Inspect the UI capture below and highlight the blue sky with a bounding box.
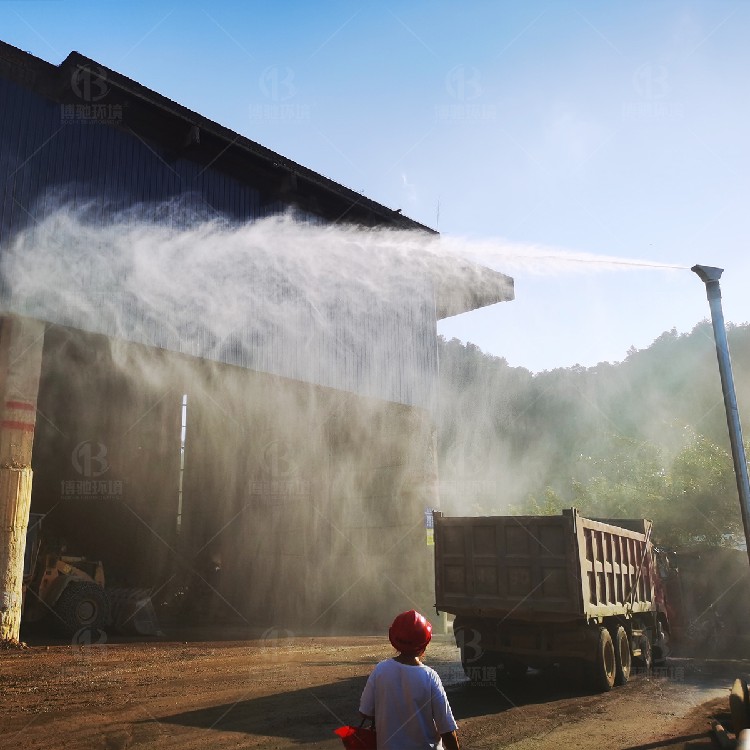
[4,1,749,372]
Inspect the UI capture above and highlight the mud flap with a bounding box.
[108,588,162,636]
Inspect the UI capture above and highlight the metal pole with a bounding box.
[692,265,750,565]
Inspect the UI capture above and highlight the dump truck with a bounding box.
[433,508,670,691]
[22,513,160,637]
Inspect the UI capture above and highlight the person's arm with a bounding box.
[430,670,459,749]
[359,667,377,720]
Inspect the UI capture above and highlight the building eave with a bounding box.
[434,262,514,319]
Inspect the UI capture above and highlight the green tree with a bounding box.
[656,430,743,547]
[437,324,750,549]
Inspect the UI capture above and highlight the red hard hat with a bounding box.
[389,610,432,655]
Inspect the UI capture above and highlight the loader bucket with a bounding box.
[108,588,162,636]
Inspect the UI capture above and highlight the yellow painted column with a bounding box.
[0,315,44,645]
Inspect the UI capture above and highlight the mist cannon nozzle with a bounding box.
[692,265,724,301]
[692,264,724,283]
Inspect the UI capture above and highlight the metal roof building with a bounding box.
[0,40,514,633]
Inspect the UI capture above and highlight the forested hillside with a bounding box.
[437,322,750,547]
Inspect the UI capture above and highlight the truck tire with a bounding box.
[53,581,110,637]
[590,626,616,692]
[613,626,631,685]
[633,635,652,673]
[652,647,666,668]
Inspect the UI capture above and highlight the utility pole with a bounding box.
[692,265,750,566]
[0,315,44,645]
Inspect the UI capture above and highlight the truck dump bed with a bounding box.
[434,509,656,621]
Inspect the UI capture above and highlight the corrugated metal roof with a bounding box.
[0,40,435,233]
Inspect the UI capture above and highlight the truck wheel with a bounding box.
[53,582,110,637]
[590,626,616,692]
[613,626,631,686]
[633,635,652,673]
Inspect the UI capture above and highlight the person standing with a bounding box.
[359,610,460,750]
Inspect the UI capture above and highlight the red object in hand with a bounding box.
[334,724,377,749]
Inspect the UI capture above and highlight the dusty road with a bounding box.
[0,629,741,750]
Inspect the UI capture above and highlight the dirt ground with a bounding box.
[0,628,744,750]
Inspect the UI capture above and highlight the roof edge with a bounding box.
[0,39,435,234]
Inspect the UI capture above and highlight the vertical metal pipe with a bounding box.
[692,265,750,565]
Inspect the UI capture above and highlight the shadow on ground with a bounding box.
[154,675,370,744]
[154,673,558,743]
[152,665,641,743]
[126,654,750,745]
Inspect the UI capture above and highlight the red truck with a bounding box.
[433,508,670,691]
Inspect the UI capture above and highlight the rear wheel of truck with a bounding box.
[613,626,631,685]
[53,581,110,637]
[633,635,652,673]
[589,626,616,692]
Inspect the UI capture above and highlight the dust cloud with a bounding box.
[3,203,680,634]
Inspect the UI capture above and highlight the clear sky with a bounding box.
[4,1,749,372]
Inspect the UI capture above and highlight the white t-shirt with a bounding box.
[359,658,458,750]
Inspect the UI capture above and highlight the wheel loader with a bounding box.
[22,513,160,637]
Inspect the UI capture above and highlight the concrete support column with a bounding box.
[0,315,44,645]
